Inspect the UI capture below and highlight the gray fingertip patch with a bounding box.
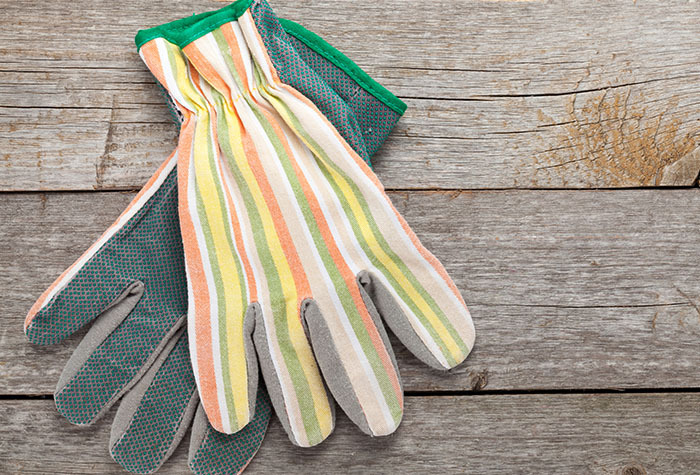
[243,305,259,423]
[109,328,198,474]
[358,270,445,370]
[301,299,371,436]
[189,405,209,463]
[252,303,335,447]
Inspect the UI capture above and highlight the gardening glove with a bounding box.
[24,148,270,474]
[24,13,403,475]
[137,0,474,448]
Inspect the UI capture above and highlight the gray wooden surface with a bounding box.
[1,0,699,474]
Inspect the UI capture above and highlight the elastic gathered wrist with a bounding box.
[135,0,406,117]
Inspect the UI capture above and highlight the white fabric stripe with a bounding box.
[186,266,199,388]
[38,151,178,310]
[239,13,277,86]
[233,21,255,94]
[267,85,473,359]
[275,124,396,434]
[239,14,397,432]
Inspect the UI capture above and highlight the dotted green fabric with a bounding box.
[24,3,405,472]
[111,332,196,474]
[251,1,402,165]
[283,32,401,160]
[35,170,188,424]
[189,387,272,475]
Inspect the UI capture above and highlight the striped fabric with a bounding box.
[139,1,475,447]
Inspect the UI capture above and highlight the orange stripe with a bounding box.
[177,112,223,431]
[140,41,169,94]
[221,23,253,95]
[184,42,232,99]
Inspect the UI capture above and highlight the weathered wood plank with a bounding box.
[3,189,700,394]
[1,0,698,191]
[2,394,699,474]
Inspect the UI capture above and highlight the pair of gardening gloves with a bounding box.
[24,0,475,473]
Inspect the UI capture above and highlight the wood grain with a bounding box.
[2,393,699,474]
[1,0,698,191]
[3,1,699,472]
[4,189,700,395]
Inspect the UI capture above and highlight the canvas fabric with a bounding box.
[24,7,401,473]
[136,0,474,448]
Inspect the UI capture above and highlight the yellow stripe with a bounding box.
[270,90,464,363]
[216,104,253,426]
[172,51,250,425]
[222,104,333,438]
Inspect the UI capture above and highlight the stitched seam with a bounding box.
[279,19,407,115]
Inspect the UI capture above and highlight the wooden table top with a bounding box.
[1,1,699,473]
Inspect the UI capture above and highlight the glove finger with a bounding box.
[54,297,186,425]
[25,158,180,346]
[109,328,198,474]
[191,301,259,436]
[139,40,260,435]
[357,264,475,370]
[253,303,335,447]
[189,385,272,475]
[244,29,475,369]
[303,290,403,438]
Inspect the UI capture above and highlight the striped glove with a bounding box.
[24,9,402,474]
[138,0,475,448]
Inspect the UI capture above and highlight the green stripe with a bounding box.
[265,85,469,365]
[249,64,402,423]
[212,86,325,445]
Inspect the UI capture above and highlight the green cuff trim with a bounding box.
[135,0,253,50]
[135,0,406,117]
[279,19,407,116]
